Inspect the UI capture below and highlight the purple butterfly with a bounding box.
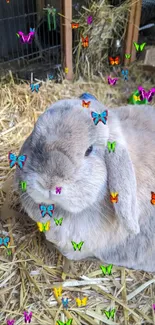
[23,311,32,323]
[18,30,35,44]
[87,16,93,24]
[108,77,118,86]
[56,187,62,194]
[7,320,15,325]
[138,86,155,102]
[152,304,155,310]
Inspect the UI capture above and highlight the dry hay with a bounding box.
[73,0,130,79]
[1,66,155,325]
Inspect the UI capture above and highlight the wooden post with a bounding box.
[61,0,73,80]
[124,0,142,65]
[36,0,45,22]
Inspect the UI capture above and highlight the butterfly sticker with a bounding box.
[71,241,84,251]
[110,192,118,204]
[0,236,10,247]
[82,100,91,108]
[17,30,35,44]
[125,53,131,59]
[37,221,50,232]
[138,86,155,102]
[56,187,62,194]
[87,16,93,24]
[54,287,62,297]
[62,298,69,309]
[133,42,146,52]
[48,74,54,80]
[107,141,116,153]
[20,181,27,192]
[71,22,79,29]
[56,319,73,325]
[121,69,128,81]
[23,311,32,323]
[133,95,141,101]
[30,28,35,32]
[81,35,89,47]
[75,297,88,307]
[39,204,55,217]
[8,152,27,169]
[7,320,15,325]
[54,218,63,226]
[30,83,40,93]
[109,56,120,66]
[100,264,113,275]
[108,77,118,86]
[152,304,155,310]
[151,192,155,205]
[65,67,69,74]
[104,309,116,320]
[91,111,108,126]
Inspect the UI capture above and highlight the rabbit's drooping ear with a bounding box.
[105,143,140,234]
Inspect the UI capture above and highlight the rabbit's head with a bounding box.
[16,98,140,234]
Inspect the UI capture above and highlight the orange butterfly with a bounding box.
[82,100,91,108]
[110,192,118,203]
[81,35,89,48]
[71,22,79,29]
[151,192,155,205]
[109,56,120,66]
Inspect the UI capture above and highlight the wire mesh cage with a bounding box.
[0,0,62,81]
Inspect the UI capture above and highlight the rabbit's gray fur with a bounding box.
[15,99,155,271]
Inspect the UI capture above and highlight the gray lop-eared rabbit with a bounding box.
[15,94,155,272]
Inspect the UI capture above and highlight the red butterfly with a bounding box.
[109,56,120,66]
[81,35,89,48]
[151,192,155,205]
[82,100,91,108]
[71,22,79,29]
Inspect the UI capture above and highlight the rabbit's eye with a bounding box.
[85,145,93,156]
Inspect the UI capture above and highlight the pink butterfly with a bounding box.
[108,77,118,86]
[7,320,15,325]
[56,187,62,194]
[152,304,155,310]
[23,311,32,323]
[18,29,35,44]
[138,86,155,102]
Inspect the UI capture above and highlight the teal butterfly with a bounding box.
[104,309,115,319]
[107,141,116,153]
[0,236,10,247]
[57,319,73,325]
[100,264,113,275]
[133,42,146,52]
[71,241,84,251]
[54,218,63,226]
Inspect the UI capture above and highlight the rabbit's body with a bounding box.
[15,99,155,271]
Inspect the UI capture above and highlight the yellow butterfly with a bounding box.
[75,297,88,307]
[53,287,62,297]
[133,95,140,101]
[37,221,50,232]
[65,67,69,74]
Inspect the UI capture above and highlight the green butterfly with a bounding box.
[104,309,115,320]
[100,264,113,275]
[57,319,73,325]
[54,218,63,226]
[125,53,131,59]
[133,42,146,52]
[107,141,116,153]
[71,241,84,251]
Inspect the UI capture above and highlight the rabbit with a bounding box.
[15,94,155,272]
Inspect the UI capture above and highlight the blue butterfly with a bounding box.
[121,69,128,81]
[0,236,10,247]
[8,152,27,169]
[30,83,40,93]
[62,298,69,309]
[30,28,35,32]
[91,110,108,125]
[39,204,55,218]
[79,93,97,101]
[48,75,54,80]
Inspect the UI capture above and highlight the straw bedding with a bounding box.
[1,64,155,325]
